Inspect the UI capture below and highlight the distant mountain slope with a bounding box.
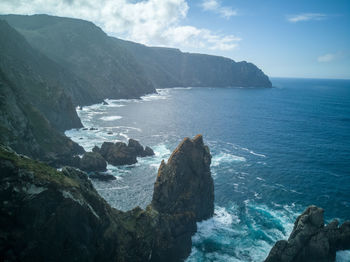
[0,20,83,164]
[1,14,156,103]
[1,15,271,106]
[114,39,272,88]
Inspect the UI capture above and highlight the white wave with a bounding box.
[336,250,350,262]
[138,144,171,170]
[241,147,266,157]
[98,186,129,190]
[141,90,170,101]
[211,152,246,167]
[100,116,122,121]
[170,87,193,90]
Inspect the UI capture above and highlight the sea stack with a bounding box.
[149,134,214,261]
[152,134,214,221]
[0,135,214,262]
[265,205,350,262]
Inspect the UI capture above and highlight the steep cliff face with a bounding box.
[0,135,214,262]
[115,40,272,88]
[1,14,156,104]
[0,20,84,165]
[1,14,272,109]
[265,206,350,262]
[0,20,84,130]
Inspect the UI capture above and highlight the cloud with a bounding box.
[201,0,237,19]
[317,53,336,62]
[0,0,240,51]
[287,13,327,23]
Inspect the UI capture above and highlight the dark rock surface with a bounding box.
[98,141,137,165]
[144,146,155,157]
[1,14,272,102]
[265,205,350,262]
[89,172,116,181]
[152,134,214,221]
[79,152,107,172]
[95,139,154,166]
[0,135,214,262]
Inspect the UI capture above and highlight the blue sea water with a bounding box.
[66,78,350,261]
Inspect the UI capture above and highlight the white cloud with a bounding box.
[317,53,336,62]
[201,0,237,19]
[287,13,327,23]
[0,0,240,51]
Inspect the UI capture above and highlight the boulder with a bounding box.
[143,146,155,157]
[128,138,144,156]
[89,172,116,181]
[265,205,350,262]
[95,140,155,166]
[128,139,155,157]
[99,142,137,165]
[80,152,107,172]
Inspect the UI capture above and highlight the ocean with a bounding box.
[65,78,350,261]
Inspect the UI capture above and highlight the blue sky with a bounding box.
[186,0,350,79]
[1,0,349,78]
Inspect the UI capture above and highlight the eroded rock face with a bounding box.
[265,205,350,262]
[0,135,214,262]
[152,134,214,221]
[79,152,107,172]
[95,139,154,166]
[148,134,214,261]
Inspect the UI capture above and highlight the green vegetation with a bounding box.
[0,146,78,187]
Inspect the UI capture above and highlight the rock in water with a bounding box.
[80,152,107,172]
[143,146,155,157]
[265,205,350,262]
[0,136,214,262]
[89,172,116,181]
[99,142,137,165]
[152,134,214,221]
[96,139,155,166]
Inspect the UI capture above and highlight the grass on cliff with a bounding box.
[0,146,78,187]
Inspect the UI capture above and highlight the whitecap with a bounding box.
[211,152,246,167]
[100,116,122,121]
[336,250,350,261]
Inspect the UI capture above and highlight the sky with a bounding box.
[1,0,349,79]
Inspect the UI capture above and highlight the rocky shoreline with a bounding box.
[0,135,214,262]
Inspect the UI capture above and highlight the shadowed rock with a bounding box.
[79,152,107,172]
[265,205,350,262]
[94,139,154,166]
[152,134,214,221]
[0,135,214,262]
[89,172,116,181]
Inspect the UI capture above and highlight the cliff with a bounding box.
[265,206,350,262]
[0,135,214,262]
[0,20,84,165]
[1,14,271,107]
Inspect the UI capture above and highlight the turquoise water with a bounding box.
[66,78,350,261]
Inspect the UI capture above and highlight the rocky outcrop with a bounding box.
[152,134,214,221]
[0,135,214,262]
[265,205,350,262]
[94,139,154,166]
[89,172,116,181]
[79,152,107,172]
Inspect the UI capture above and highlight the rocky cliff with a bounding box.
[265,205,350,262]
[0,135,214,262]
[0,20,84,165]
[1,14,271,107]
